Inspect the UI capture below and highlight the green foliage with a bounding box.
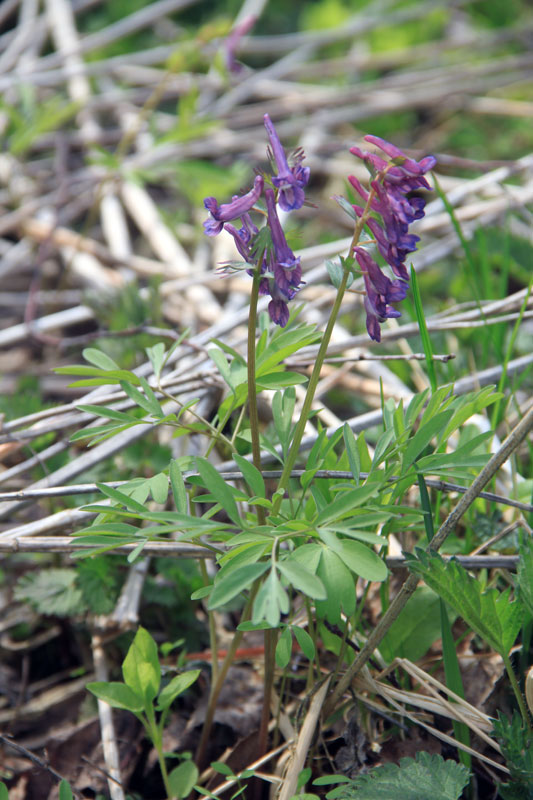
[324,752,469,800]
[380,585,447,662]
[15,568,84,616]
[405,550,523,656]
[493,713,533,799]
[517,536,533,620]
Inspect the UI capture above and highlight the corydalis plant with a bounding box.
[348,135,436,341]
[203,113,308,327]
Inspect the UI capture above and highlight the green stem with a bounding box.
[200,560,218,686]
[248,267,264,507]
[147,711,173,799]
[503,652,532,731]
[271,189,376,516]
[195,585,258,770]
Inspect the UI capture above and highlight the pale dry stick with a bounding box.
[91,634,126,800]
[325,403,533,715]
[37,0,198,71]
[0,305,95,349]
[109,557,151,629]
[277,677,330,800]
[201,743,289,798]
[45,0,100,141]
[0,0,38,74]
[2,471,532,515]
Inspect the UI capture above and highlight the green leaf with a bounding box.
[55,365,142,385]
[402,410,455,470]
[156,670,200,710]
[411,266,437,393]
[170,459,188,513]
[15,568,84,616]
[76,404,137,423]
[196,457,241,526]
[326,258,344,289]
[380,586,447,662]
[275,627,292,668]
[326,752,469,800]
[316,549,356,623]
[146,341,167,378]
[83,348,120,370]
[95,483,148,513]
[86,681,144,712]
[59,779,74,800]
[277,559,327,599]
[168,760,199,799]
[0,784,8,800]
[343,423,360,484]
[315,482,382,526]
[122,627,161,704]
[517,537,533,619]
[120,379,162,417]
[149,472,169,504]
[209,348,234,390]
[318,531,387,582]
[208,562,269,609]
[233,453,266,498]
[256,371,308,389]
[406,551,523,655]
[252,568,289,627]
[293,626,315,660]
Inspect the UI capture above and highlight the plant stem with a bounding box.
[271,189,376,516]
[324,403,533,716]
[195,586,258,770]
[248,266,266,526]
[200,560,218,686]
[503,653,532,731]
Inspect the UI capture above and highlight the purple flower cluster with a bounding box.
[203,114,309,327]
[348,135,436,341]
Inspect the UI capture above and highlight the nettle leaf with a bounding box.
[122,627,161,705]
[517,537,533,619]
[87,681,144,713]
[208,562,269,609]
[326,752,469,800]
[156,669,200,710]
[15,568,85,616]
[406,550,523,656]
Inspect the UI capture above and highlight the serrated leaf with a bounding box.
[517,537,533,619]
[86,681,144,712]
[406,550,523,655]
[15,569,84,616]
[326,752,469,800]
[275,627,292,668]
[156,669,200,709]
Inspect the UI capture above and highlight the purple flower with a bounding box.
[224,15,256,74]
[354,246,407,341]
[203,175,264,236]
[265,188,301,285]
[264,114,310,212]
